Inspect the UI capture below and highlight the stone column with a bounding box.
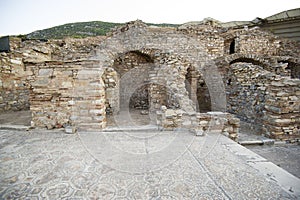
[190,74,198,105]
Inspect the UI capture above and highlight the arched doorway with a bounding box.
[106,50,154,126]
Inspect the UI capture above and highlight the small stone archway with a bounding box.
[113,51,154,112]
[110,50,155,126]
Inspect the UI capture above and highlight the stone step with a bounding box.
[102,125,159,132]
[238,139,275,146]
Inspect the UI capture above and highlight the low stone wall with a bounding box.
[157,106,240,141]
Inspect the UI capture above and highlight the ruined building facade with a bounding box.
[0,20,299,140]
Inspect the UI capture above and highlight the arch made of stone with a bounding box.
[72,22,227,130]
[226,54,272,68]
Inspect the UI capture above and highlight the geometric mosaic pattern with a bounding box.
[0,129,295,199]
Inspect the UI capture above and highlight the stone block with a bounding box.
[31,78,50,87]
[199,120,208,126]
[274,118,292,125]
[270,81,284,87]
[229,118,240,125]
[65,126,77,134]
[38,69,53,76]
[165,109,176,116]
[62,81,73,88]
[10,59,22,65]
[288,96,298,101]
[265,105,281,114]
[190,128,205,136]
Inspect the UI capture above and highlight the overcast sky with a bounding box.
[0,0,299,36]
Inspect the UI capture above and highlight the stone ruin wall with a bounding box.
[0,36,105,129]
[102,49,196,114]
[1,21,299,140]
[225,63,300,140]
[264,75,300,140]
[0,55,29,112]
[232,29,280,56]
[0,38,30,112]
[157,108,240,140]
[112,51,152,112]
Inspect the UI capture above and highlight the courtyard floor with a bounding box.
[0,111,299,199]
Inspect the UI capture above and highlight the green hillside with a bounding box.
[25,21,179,39]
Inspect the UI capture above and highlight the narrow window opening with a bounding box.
[229,40,235,54]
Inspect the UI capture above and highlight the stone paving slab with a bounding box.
[247,144,300,179]
[0,129,299,199]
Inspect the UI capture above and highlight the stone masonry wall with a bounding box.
[179,23,283,59]
[237,31,280,56]
[0,54,30,112]
[226,63,267,124]
[0,38,31,112]
[148,52,195,113]
[178,24,225,59]
[157,106,240,141]
[226,63,300,140]
[102,67,119,115]
[0,36,105,129]
[71,64,106,131]
[264,77,300,140]
[28,64,79,129]
[221,28,281,56]
[104,46,197,115]
[278,38,300,57]
[0,21,299,139]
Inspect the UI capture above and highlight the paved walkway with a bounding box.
[1,128,300,199]
[247,144,300,179]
